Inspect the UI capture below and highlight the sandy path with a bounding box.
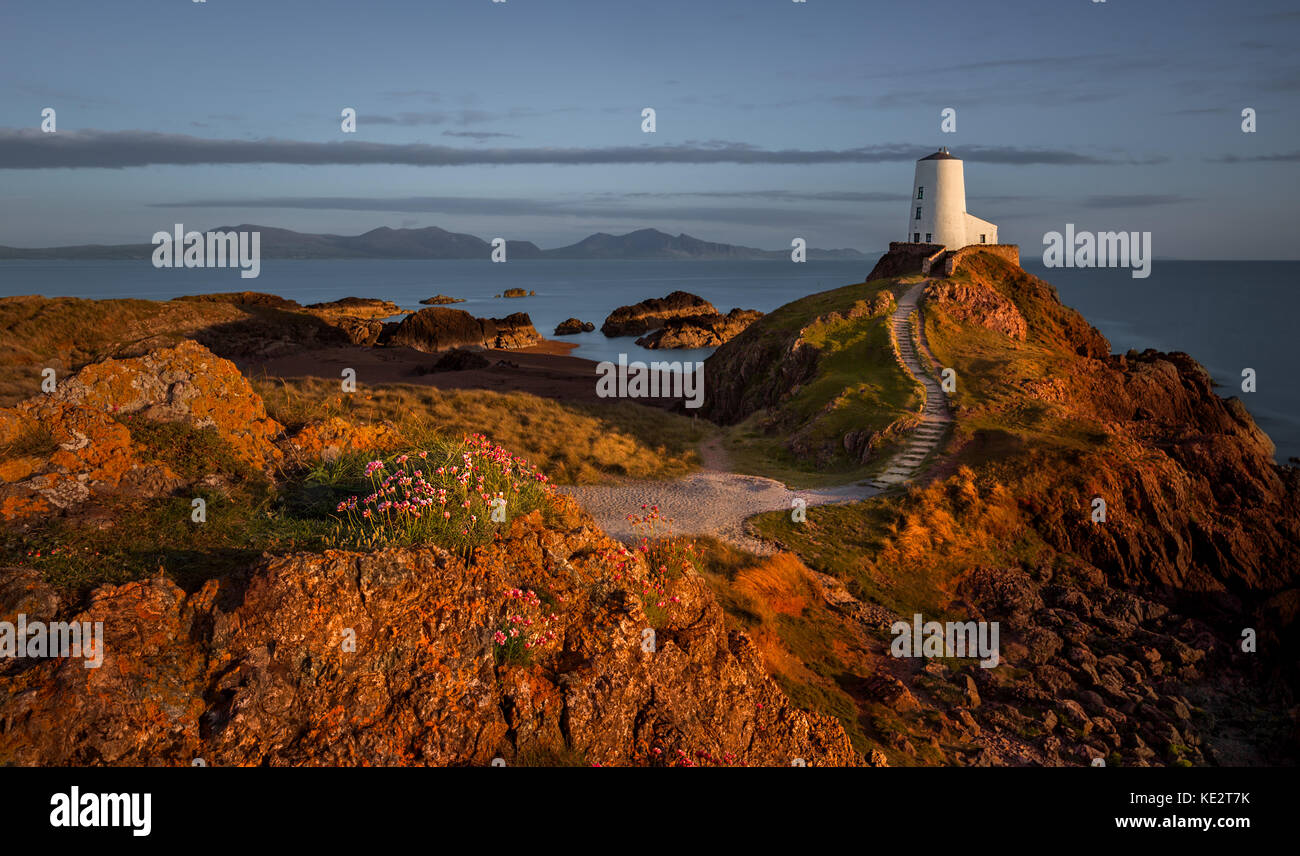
[561,282,951,553]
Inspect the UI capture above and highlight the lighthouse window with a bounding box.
[913,233,920,242]
[925,233,932,243]
[980,234,987,244]
[915,207,922,220]
[917,187,924,199]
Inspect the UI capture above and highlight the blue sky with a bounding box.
[1,0,1297,256]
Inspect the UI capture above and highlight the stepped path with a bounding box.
[560,281,950,553]
[867,281,952,488]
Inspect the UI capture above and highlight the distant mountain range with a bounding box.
[0,226,866,261]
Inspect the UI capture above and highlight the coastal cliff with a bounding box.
[735,248,1300,765]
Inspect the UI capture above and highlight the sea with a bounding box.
[1,257,1294,461]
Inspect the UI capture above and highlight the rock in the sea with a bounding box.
[502,288,535,298]
[554,317,595,335]
[388,307,540,352]
[173,291,303,310]
[601,291,719,337]
[481,312,541,349]
[306,297,401,319]
[635,308,763,349]
[419,294,465,305]
[388,307,487,351]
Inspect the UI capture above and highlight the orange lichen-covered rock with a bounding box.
[0,340,280,520]
[0,495,860,767]
[280,417,406,464]
[43,339,282,469]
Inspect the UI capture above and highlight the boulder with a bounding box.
[388,307,489,352]
[601,291,719,337]
[388,308,540,352]
[554,318,595,335]
[483,312,541,349]
[0,340,281,520]
[635,308,764,349]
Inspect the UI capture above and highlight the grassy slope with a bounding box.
[720,277,923,486]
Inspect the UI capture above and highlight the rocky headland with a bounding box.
[0,249,1296,767]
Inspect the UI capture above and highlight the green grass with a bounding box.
[120,415,257,483]
[329,436,552,552]
[3,487,335,597]
[713,278,922,481]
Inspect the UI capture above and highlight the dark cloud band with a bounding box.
[0,129,1150,169]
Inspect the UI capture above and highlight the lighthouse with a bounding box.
[906,147,997,248]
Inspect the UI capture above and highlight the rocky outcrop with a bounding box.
[601,291,719,337]
[388,308,540,352]
[480,313,541,349]
[420,294,465,305]
[173,292,303,310]
[923,279,1027,341]
[635,308,764,349]
[0,341,282,520]
[554,318,595,335]
[703,290,895,426]
[0,496,859,766]
[502,288,534,298]
[388,308,484,351]
[305,297,401,319]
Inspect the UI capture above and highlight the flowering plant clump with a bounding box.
[333,434,551,550]
[625,504,693,627]
[493,586,564,666]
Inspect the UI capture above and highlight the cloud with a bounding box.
[1208,150,1300,163]
[0,129,1152,169]
[364,112,452,126]
[618,189,906,203]
[1080,194,1196,208]
[442,130,521,141]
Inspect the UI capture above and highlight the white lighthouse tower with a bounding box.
[905,147,997,248]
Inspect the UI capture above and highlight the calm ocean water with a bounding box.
[1,257,1294,460]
